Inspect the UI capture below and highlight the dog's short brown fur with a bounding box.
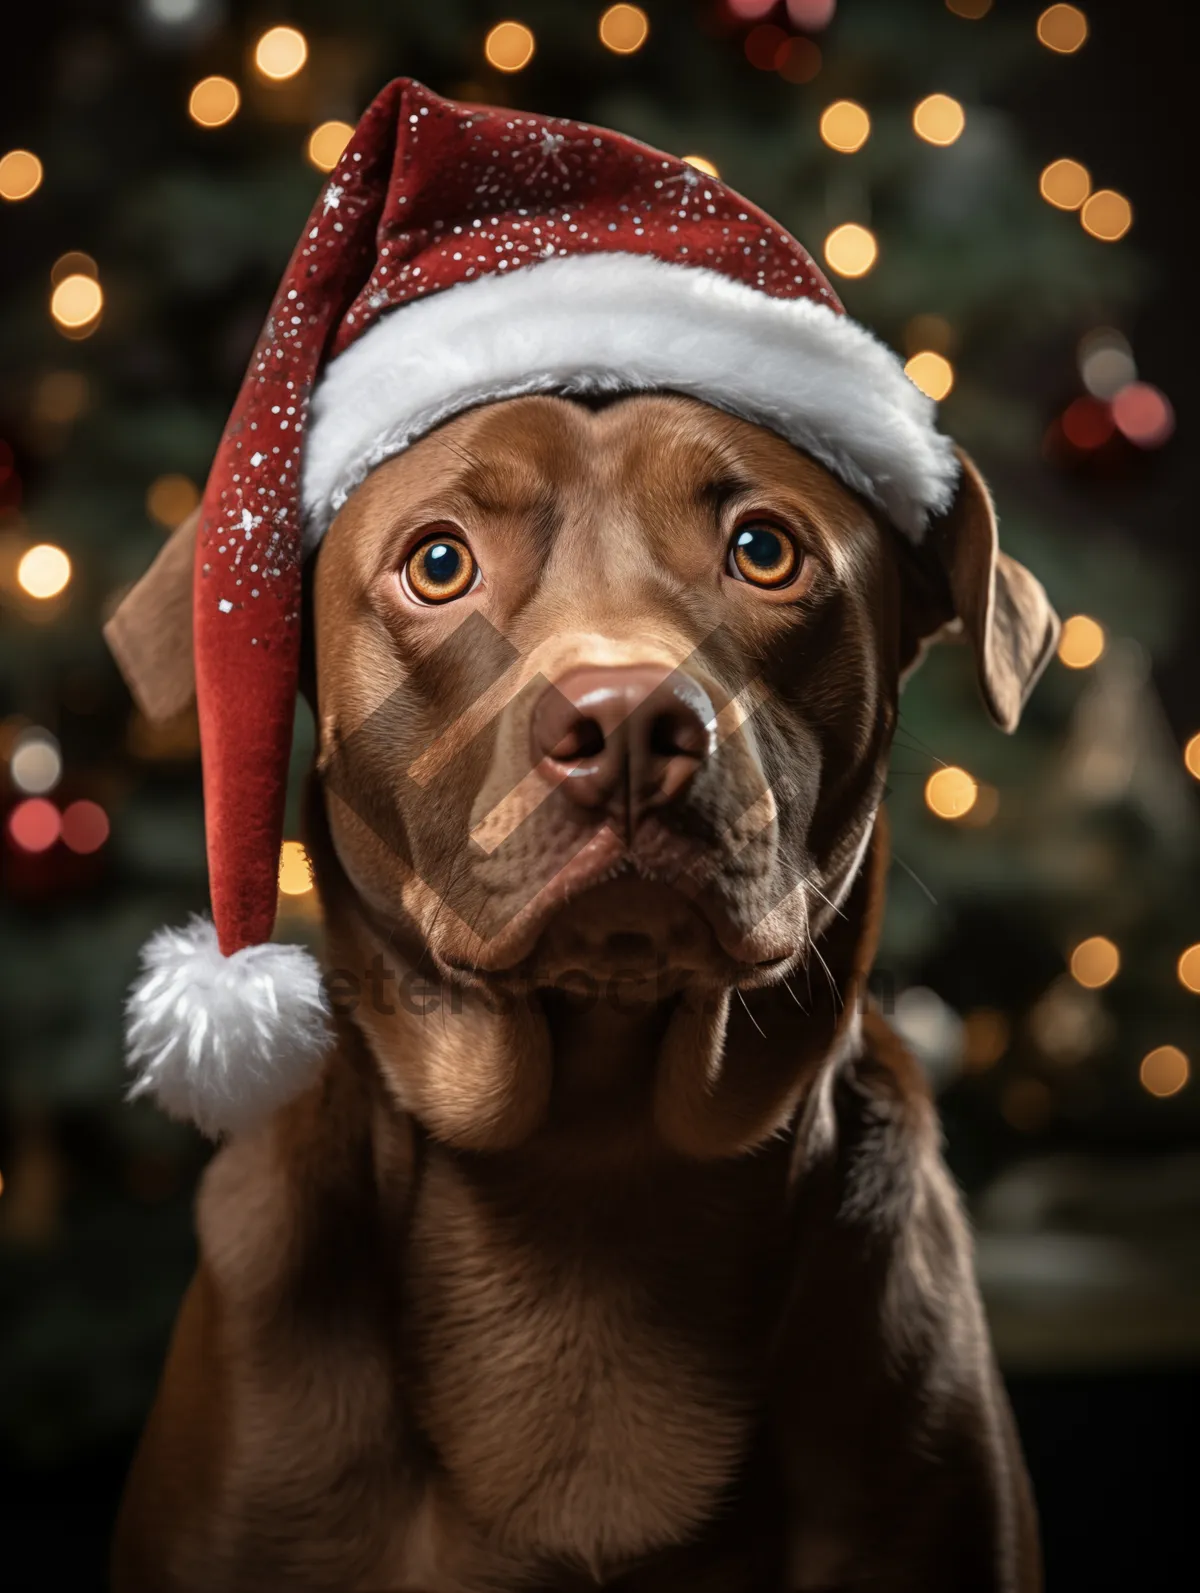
[111,395,1054,1591]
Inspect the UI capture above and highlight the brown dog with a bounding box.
[110,393,1054,1592]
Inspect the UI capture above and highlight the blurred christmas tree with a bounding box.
[2,0,1197,1486]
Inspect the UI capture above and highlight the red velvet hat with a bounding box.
[124,77,957,1137]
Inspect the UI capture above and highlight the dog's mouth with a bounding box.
[435,825,796,988]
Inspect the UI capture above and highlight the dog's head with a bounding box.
[310,393,1056,1009]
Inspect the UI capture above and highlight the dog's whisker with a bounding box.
[891,851,938,906]
[736,988,766,1039]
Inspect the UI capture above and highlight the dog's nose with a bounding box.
[531,665,715,821]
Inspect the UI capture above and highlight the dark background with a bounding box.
[2,3,1197,1588]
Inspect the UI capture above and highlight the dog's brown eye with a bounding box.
[403,533,477,604]
[728,521,800,588]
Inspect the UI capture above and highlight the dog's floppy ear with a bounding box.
[103,508,197,722]
[897,447,1059,732]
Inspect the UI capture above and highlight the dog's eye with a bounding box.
[727,521,801,589]
[403,533,478,604]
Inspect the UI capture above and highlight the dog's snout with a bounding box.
[532,665,714,821]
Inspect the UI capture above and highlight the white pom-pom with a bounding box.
[125,916,333,1138]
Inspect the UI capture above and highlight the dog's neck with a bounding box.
[313,810,886,1167]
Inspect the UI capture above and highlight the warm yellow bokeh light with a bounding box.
[819,100,871,154]
[823,223,878,279]
[0,149,43,202]
[1186,733,1200,782]
[189,76,240,128]
[1039,157,1091,210]
[50,251,97,288]
[255,25,308,81]
[904,313,954,355]
[947,0,992,16]
[1057,614,1105,669]
[278,840,314,896]
[307,120,354,173]
[146,474,200,530]
[925,765,978,820]
[1177,945,1200,995]
[682,154,719,177]
[1069,935,1120,990]
[1081,189,1132,242]
[1037,3,1088,53]
[485,20,536,72]
[1001,1078,1053,1132]
[913,93,966,147]
[905,351,955,401]
[962,1008,1009,1070]
[17,544,72,601]
[50,273,103,331]
[599,4,649,54]
[1139,1045,1189,1099]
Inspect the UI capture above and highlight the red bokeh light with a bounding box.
[745,22,790,69]
[786,0,837,29]
[8,798,61,853]
[61,799,110,855]
[778,36,822,80]
[1111,382,1175,448]
[1061,395,1115,451]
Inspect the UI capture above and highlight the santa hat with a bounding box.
[123,76,958,1137]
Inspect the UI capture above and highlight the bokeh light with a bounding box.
[904,351,954,401]
[1139,1046,1189,1099]
[599,4,649,54]
[485,21,536,72]
[913,94,965,147]
[1069,935,1120,989]
[1112,382,1174,448]
[1057,614,1106,669]
[1039,157,1090,210]
[278,840,314,895]
[745,23,788,70]
[1078,328,1135,397]
[255,25,308,81]
[1001,1078,1052,1132]
[904,312,954,354]
[947,0,992,16]
[146,474,200,529]
[778,37,822,82]
[8,798,60,853]
[307,121,354,173]
[9,728,62,796]
[1037,4,1088,53]
[188,76,240,128]
[729,0,775,17]
[33,372,90,428]
[50,252,98,288]
[823,223,877,278]
[1060,396,1114,450]
[61,799,110,854]
[50,274,103,333]
[962,1008,1009,1070]
[0,149,43,202]
[925,765,978,819]
[1081,189,1132,241]
[1186,733,1200,782]
[819,100,871,154]
[786,0,836,28]
[17,544,72,600]
[1177,945,1200,995]
[682,155,719,177]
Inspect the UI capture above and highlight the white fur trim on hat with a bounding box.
[125,917,332,1138]
[301,250,959,547]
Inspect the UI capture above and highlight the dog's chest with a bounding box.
[393,1149,778,1579]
